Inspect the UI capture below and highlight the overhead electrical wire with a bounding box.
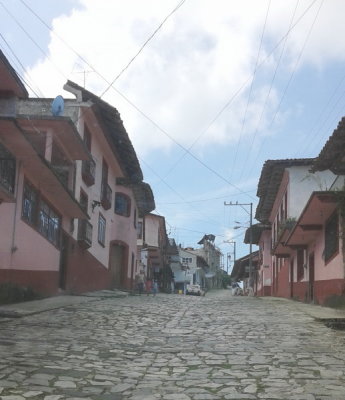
[0,33,43,98]
[0,0,232,239]
[238,0,300,181]
[229,0,271,182]
[139,156,224,228]
[2,0,328,249]
[99,0,187,97]
[0,1,68,81]
[13,0,319,203]
[15,0,255,200]
[245,0,324,179]
[152,0,320,188]
[293,74,345,158]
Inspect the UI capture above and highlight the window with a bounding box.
[38,200,60,246]
[22,182,38,225]
[325,212,339,262]
[115,193,131,217]
[297,249,304,281]
[137,221,143,239]
[98,213,106,246]
[182,257,192,264]
[22,180,61,247]
[134,208,137,228]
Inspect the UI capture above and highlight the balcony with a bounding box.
[0,157,15,202]
[78,219,93,249]
[101,182,112,210]
[82,159,96,186]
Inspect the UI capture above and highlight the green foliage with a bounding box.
[0,282,42,305]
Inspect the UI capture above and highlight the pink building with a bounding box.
[0,51,155,296]
[255,159,337,303]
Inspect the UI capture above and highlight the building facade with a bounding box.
[0,52,155,295]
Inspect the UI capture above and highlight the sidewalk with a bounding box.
[260,295,345,320]
[0,289,129,320]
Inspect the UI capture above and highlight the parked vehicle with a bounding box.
[186,284,205,296]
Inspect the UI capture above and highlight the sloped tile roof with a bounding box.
[64,80,143,182]
[312,117,345,174]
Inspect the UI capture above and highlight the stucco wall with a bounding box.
[288,167,336,218]
[311,231,343,281]
[1,171,60,273]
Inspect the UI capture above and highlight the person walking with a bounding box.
[137,269,146,295]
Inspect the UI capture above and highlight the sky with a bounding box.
[2,0,345,273]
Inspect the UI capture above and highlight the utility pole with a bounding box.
[224,201,253,282]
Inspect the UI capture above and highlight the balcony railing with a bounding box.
[101,182,112,210]
[81,159,96,186]
[78,219,93,249]
[0,158,15,197]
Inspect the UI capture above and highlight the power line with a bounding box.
[17,0,253,199]
[0,33,44,97]
[0,1,68,81]
[230,0,271,181]
[99,0,186,97]
[139,156,224,227]
[156,189,256,205]
[246,0,323,178]
[154,0,319,187]
[239,0,300,181]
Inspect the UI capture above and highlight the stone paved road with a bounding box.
[1,290,345,400]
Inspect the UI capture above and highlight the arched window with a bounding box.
[115,193,131,217]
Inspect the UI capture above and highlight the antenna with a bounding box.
[51,95,64,116]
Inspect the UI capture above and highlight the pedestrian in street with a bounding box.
[152,280,158,296]
[137,269,146,295]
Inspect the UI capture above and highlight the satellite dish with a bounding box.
[51,95,64,116]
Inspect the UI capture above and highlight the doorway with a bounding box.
[109,242,127,288]
[59,232,69,290]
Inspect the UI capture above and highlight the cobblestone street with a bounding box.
[1,290,345,400]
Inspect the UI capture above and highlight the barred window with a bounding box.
[38,200,60,247]
[98,213,106,246]
[22,182,38,225]
[22,180,61,247]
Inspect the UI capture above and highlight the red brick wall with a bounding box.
[64,240,112,294]
[314,279,345,305]
[0,269,59,295]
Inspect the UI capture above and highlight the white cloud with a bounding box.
[25,0,345,157]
